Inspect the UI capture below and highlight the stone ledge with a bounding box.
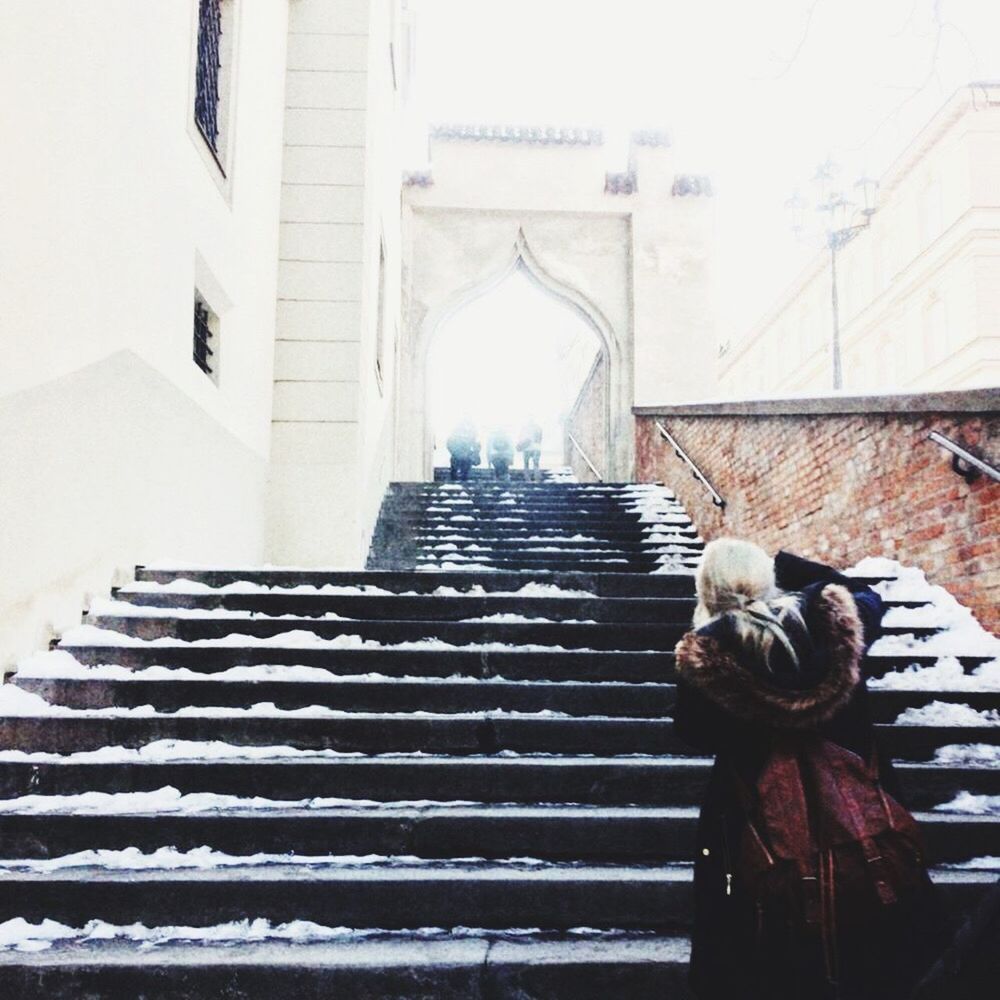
[634,386,1000,418]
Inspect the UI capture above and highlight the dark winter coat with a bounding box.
[673,551,945,1000]
[447,428,480,464]
[488,432,514,464]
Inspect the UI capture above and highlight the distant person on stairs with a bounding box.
[487,428,515,480]
[517,418,543,482]
[446,419,480,481]
[672,539,944,1000]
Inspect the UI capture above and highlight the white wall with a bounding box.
[268,0,404,567]
[0,1,289,665]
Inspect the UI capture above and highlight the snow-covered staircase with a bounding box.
[0,481,996,996]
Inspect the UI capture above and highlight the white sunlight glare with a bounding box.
[428,267,600,470]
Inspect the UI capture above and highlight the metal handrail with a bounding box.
[567,433,604,482]
[928,430,1000,484]
[654,420,726,508]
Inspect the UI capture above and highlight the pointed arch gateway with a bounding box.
[396,215,635,482]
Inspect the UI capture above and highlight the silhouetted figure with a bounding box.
[517,419,543,482]
[446,420,480,481]
[487,428,514,480]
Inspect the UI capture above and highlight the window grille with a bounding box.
[194,299,216,377]
[195,0,223,154]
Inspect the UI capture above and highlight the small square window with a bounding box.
[194,294,219,381]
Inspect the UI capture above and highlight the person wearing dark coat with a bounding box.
[487,428,515,480]
[673,539,945,1000]
[446,420,480,481]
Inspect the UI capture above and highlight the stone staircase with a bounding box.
[0,480,997,996]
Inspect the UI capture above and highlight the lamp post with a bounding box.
[788,163,879,391]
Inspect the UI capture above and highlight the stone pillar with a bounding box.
[630,138,718,407]
[268,0,371,565]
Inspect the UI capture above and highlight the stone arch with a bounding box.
[396,219,634,482]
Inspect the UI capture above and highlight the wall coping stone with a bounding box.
[634,387,1000,418]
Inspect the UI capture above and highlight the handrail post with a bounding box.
[566,433,604,482]
[927,430,1000,484]
[653,420,726,508]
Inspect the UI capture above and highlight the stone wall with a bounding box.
[565,354,608,482]
[635,389,1000,631]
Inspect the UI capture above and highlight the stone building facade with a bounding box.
[0,0,718,665]
[719,84,1000,398]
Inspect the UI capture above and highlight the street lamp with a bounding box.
[789,161,879,391]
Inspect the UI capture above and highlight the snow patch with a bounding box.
[931,744,1000,767]
[934,792,1000,815]
[893,701,1000,727]
[870,658,1000,692]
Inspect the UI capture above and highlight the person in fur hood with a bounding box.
[673,539,944,1000]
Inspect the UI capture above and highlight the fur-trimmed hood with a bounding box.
[674,583,865,730]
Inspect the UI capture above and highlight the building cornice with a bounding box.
[634,386,1000,418]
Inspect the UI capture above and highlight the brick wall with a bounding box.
[635,389,1000,632]
[565,354,608,482]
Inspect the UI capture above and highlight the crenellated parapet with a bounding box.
[671,174,714,197]
[429,124,604,146]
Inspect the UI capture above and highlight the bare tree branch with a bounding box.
[845,0,946,153]
[755,0,825,81]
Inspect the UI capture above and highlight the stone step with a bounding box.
[0,805,993,863]
[412,525,700,540]
[409,516,688,531]
[16,677,1000,723]
[400,493,677,505]
[113,591,698,624]
[80,612,942,646]
[113,589,924,621]
[58,645,673,680]
[0,864,989,932]
[0,862,697,931]
[411,487,680,497]
[56,642,991,682]
[81,615,690,651]
[0,934,693,1000]
[413,538,704,553]
[412,561,696,575]
[408,505,680,518]
[17,678,677,717]
[133,569,699,598]
[0,756,995,811]
[1,714,996,760]
[406,524,684,537]
[412,560,694,574]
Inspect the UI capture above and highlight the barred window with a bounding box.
[194,295,218,380]
[193,0,236,174]
[194,0,223,154]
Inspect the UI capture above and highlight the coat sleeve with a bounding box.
[774,550,852,590]
[775,550,885,648]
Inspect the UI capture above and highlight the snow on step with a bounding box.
[2,478,998,986]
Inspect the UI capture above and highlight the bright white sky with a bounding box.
[406,0,999,343]
[428,267,600,468]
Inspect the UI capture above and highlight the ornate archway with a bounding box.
[399,228,622,480]
[394,127,717,483]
